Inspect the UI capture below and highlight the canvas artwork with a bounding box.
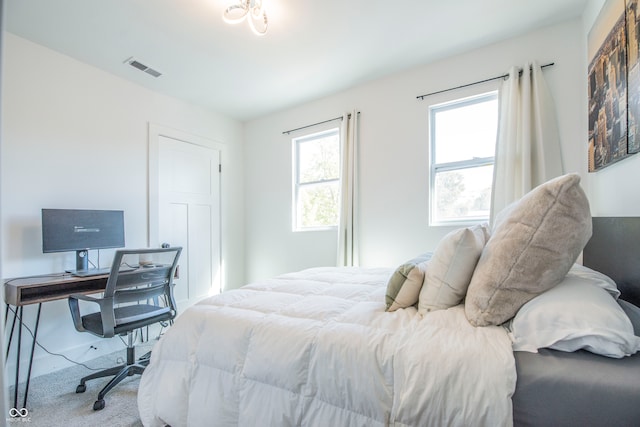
[587,0,629,172]
[627,0,640,153]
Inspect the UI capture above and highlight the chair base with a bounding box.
[76,347,151,411]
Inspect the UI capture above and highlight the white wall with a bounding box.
[244,19,588,283]
[585,139,640,216]
[1,32,245,377]
[0,0,7,417]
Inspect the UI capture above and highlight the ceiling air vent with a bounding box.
[124,57,162,78]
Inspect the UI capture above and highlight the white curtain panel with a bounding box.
[337,110,359,267]
[490,61,564,225]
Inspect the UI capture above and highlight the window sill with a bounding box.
[293,226,338,233]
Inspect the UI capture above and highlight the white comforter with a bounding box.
[138,267,516,426]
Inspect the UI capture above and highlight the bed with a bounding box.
[511,216,640,427]
[137,175,640,426]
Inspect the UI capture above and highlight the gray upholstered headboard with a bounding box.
[583,217,640,307]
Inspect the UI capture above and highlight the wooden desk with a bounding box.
[5,273,109,306]
[4,273,109,411]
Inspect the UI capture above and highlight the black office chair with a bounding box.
[68,247,182,410]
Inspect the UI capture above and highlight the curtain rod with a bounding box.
[416,62,555,100]
[282,112,360,135]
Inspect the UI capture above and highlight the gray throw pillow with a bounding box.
[385,254,431,312]
[465,173,592,327]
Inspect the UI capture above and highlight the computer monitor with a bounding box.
[42,208,125,275]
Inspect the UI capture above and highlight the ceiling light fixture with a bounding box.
[223,0,268,36]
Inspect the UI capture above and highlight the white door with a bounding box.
[149,125,222,309]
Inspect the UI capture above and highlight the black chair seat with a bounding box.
[81,305,173,336]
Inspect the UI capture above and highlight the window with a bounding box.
[430,92,498,225]
[293,128,340,231]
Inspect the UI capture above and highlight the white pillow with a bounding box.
[509,274,640,358]
[566,263,620,298]
[418,224,489,315]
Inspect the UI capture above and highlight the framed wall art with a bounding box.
[588,0,629,172]
[627,0,640,153]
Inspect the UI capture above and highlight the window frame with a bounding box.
[292,127,341,232]
[429,91,498,226]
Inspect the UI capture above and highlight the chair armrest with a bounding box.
[68,293,117,337]
[68,295,88,332]
[68,293,107,333]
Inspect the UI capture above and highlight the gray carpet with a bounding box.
[8,344,154,427]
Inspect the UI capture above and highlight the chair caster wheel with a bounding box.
[93,399,105,411]
[76,384,86,393]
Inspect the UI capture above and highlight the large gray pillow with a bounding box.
[465,173,592,327]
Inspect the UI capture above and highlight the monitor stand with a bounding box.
[65,249,96,276]
[67,250,136,277]
[76,249,89,272]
